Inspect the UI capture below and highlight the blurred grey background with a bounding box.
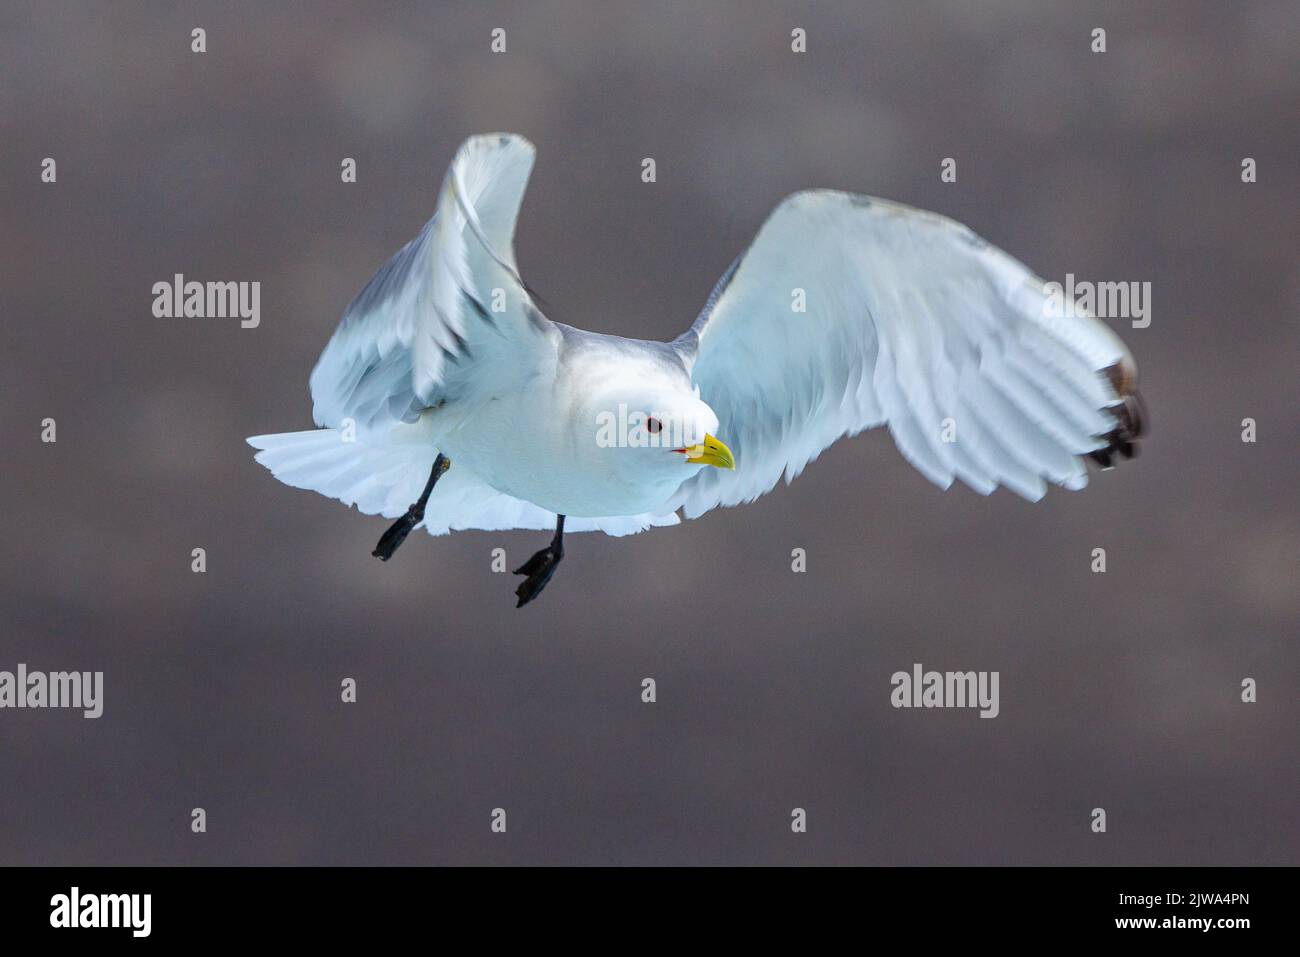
[1,0,1296,865]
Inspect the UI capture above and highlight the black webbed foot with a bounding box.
[371,453,449,562]
[512,514,566,608]
[512,545,563,607]
[372,508,422,561]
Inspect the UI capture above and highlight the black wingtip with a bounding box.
[1087,363,1147,471]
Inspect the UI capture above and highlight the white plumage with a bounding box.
[249,133,1143,561]
[670,190,1141,516]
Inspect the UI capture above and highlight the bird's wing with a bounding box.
[670,190,1145,518]
[309,133,555,433]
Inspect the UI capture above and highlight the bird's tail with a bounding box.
[246,420,439,520]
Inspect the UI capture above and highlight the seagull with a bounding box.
[248,133,1144,607]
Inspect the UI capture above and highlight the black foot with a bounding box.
[512,546,563,608]
[371,453,450,562]
[372,508,421,561]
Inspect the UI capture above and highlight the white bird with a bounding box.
[248,133,1144,606]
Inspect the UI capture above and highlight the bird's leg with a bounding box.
[513,514,565,608]
[372,454,451,561]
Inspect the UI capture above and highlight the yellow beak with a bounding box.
[681,433,736,470]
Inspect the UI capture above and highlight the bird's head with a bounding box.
[582,368,735,486]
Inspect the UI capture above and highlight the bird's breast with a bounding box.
[438,393,674,518]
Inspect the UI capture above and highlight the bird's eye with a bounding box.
[646,417,663,434]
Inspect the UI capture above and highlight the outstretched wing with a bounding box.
[309,133,555,433]
[671,190,1145,518]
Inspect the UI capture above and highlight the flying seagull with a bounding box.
[249,133,1144,607]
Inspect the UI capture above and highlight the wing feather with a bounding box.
[671,190,1144,517]
[309,134,553,434]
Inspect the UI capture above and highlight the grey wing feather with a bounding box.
[309,134,554,433]
[672,190,1144,518]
